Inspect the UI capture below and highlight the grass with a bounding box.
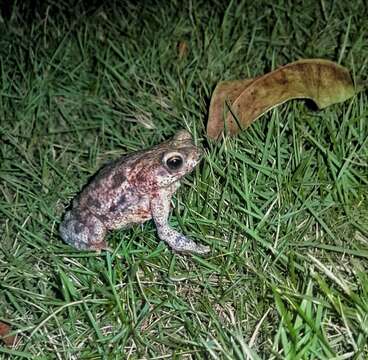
[0,0,367,358]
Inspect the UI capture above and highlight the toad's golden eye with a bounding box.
[166,155,183,170]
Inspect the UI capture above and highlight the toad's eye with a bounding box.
[166,155,184,170]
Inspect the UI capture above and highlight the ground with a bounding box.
[0,0,367,358]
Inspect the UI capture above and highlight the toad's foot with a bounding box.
[168,235,210,254]
[89,241,112,253]
[166,234,210,255]
[151,190,210,255]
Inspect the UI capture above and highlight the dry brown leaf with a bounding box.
[177,41,189,60]
[0,321,17,347]
[207,59,356,139]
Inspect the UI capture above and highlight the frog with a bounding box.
[59,130,210,255]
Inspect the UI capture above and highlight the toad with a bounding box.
[59,130,210,254]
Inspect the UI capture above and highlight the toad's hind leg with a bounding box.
[60,210,108,251]
[150,190,210,255]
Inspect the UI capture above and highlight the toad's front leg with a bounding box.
[150,190,210,255]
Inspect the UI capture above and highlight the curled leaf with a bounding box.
[207,59,356,139]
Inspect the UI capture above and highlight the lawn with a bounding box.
[1,0,367,358]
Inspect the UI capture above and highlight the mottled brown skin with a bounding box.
[60,130,210,254]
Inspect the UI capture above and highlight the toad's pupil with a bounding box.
[167,156,183,170]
